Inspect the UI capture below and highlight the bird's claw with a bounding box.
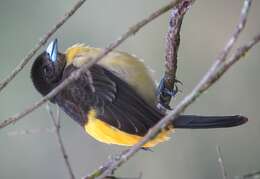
[157,78,182,98]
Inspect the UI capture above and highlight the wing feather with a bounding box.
[54,64,164,136]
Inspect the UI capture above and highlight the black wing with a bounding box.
[54,64,164,136]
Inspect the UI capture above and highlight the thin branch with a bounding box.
[221,0,252,61]
[82,150,130,179]
[217,145,228,179]
[0,0,183,129]
[84,165,142,179]
[202,33,260,89]
[83,160,112,179]
[158,0,194,110]
[204,0,252,76]
[46,104,76,179]
[241,171,260,179]
[0,0,87,92]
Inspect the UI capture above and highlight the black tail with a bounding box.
[173,115,248,129]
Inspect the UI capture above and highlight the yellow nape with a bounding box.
[84,109,173,148]
[65,43,91,65]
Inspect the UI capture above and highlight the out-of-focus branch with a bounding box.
[84,161,142,179]
[0,0,87,92]
[158,0,194,110]
[46,104,76,179]
[217,145,228,179]
[0,0,183,130]
[240,171,260,179]
[83,160,112,179]
[93,1,256,178]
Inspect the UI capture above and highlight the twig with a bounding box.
[96,2,257,178]
[0,0,87,92]
[82,150,130,179]
[202,33,260,88]
[0,0,183,129]
[46,104,76,179]
[217,145,228,179]
[158,0,194,110]
[241,171,260,179]
[85,167,141,179]
[83,160,112,179]
[204,0,252,76]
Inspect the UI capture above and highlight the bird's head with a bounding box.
[31,39,66,96]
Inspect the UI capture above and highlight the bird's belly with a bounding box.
[84,109,172,148]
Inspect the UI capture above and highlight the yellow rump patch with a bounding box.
[84,109,173,148]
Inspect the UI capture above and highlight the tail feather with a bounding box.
[173,115,248,129]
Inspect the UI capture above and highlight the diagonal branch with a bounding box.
[0,0,87,93]
[240,171,260,179]
[0,0,184,130]
[204,0,252,75]
[46,104,76,179]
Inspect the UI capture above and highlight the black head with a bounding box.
[31,39,66,96]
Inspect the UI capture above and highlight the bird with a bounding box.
[31,39,248,148]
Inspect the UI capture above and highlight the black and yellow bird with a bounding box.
[31,39,247,148]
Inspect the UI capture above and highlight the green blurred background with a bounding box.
[0,0,260,179]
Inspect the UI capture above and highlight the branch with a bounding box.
[0,0,183,129]
[241,171,260,179]
[0,0,87,93]
[205,0,252,74]
[158,0,193,109]
[46,104,76,179]
[217,145,228,179]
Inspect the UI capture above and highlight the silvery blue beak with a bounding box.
[46,39,58,62]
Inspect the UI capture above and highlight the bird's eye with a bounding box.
[43,64,54,77]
